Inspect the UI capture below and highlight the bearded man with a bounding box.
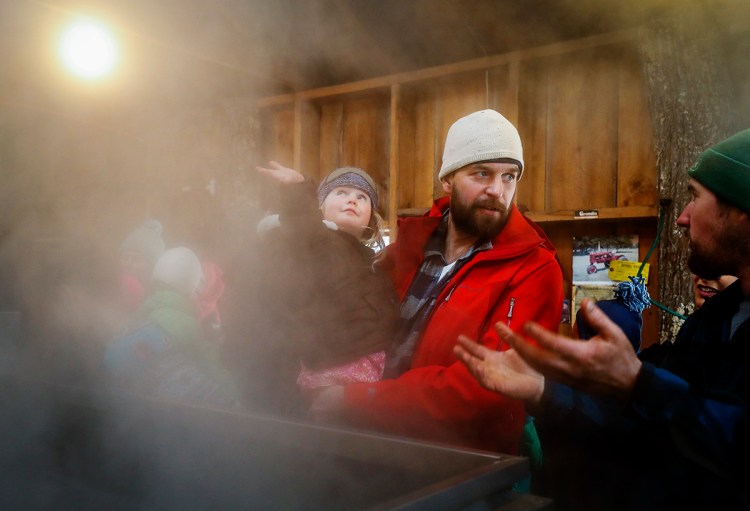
[454,128,750,510]
[310,109,564,455]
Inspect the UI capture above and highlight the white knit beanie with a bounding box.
[152,247,205,296]
[438,109,524,180]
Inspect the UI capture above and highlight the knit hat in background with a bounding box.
[152,247,205,296]
[317,167,379,212]
[687,129,750,214]
[120,219,166,265]
[575,299,643,353]
[438,109,524,180]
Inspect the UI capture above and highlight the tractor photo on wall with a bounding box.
[586,250,628,274]
[572,235,639,285]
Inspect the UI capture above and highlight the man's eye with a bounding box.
[502,174,517,182]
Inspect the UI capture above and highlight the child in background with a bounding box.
[196,260,226,345]
[105,246,241,410]
[118,219,166,312]
[692,273,738,309]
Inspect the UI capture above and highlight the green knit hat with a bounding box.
[687,129,750,214]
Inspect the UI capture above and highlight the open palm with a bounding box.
[454,334,544,402]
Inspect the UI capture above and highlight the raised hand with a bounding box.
[256,160,305,185]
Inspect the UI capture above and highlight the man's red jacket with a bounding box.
[340,197,564,454]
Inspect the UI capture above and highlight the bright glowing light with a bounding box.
[59,19,119,79]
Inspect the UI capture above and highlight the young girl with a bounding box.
[226,162,398,413]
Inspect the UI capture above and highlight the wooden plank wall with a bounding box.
[260,107,295,171]
[515,45,657,213]
[257,33,661,341]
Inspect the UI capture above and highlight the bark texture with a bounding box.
[637,7,738,342]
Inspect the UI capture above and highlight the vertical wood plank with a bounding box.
[627,222,659,349]
[299,101,321,177]
[617,46,659,207]
[389,84,400,238]
[318,100,344,180]
[396,82,437,214]
[342,93,389,212]
[434,71,490,198]
[397,85,417,212]
[261,106,295,169]
[293,97,303,173]
[489,61,518,125]
[517,60,549,212]
[413,85,437,208]
[490,61,523,207]
[546,47,619,211]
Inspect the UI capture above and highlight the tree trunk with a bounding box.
[637,7,737,342]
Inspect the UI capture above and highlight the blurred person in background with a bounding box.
[196,259,226,345]
[105,246,241,410]
[118,219,166,313]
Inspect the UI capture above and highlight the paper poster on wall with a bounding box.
[609,259,650,284]
[572,235,639,285]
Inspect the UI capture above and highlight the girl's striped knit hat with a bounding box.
[317,167,379,211]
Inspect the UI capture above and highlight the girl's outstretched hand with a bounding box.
[256,161,305,185]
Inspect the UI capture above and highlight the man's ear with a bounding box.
[441,175,453,195]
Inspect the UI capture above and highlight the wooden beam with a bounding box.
[396,205,657,222]
[258,29,638,108]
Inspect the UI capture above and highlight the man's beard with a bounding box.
[450,188,510,240]
[686,221,743,280]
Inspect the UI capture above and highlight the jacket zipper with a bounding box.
[443,286,456,302]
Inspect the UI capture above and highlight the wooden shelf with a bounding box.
[524,205,658,223]
[396,205,658,223]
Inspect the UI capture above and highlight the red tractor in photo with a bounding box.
[587,250,627,274]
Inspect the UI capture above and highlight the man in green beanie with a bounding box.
[454,129,750,510]
[687,128,750,214]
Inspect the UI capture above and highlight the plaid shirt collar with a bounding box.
[383,209,492,377]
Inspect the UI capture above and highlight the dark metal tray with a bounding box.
[0,375,548,510]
